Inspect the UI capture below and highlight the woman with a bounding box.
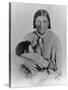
[16,9,62,76]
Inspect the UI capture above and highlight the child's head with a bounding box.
[16,40,32,56]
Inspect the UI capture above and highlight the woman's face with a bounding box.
[35,15,49,35]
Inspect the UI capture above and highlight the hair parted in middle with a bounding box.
[33,9,51,29]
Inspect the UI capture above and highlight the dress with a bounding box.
[22,29,62,73]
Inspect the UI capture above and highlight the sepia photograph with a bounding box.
[9,2,66,88]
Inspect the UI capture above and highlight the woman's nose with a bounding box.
[40,22,44,27]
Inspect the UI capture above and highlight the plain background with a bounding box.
[0,0,68,90]
[11,3,66,79]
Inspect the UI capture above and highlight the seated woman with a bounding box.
[15,9,62,77]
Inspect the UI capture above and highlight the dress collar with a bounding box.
[35,29,49,38]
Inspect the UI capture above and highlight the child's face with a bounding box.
[35,15,49,35]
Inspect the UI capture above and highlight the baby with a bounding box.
[15,40,48,76]
[15,40,33,56]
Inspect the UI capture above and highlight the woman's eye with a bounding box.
[36,21,41,25]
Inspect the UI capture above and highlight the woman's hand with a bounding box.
[21,53,49,70]
[23,59,37,73]
[26,52,49,68]
[20,53,38,73]
[34,53,49,68]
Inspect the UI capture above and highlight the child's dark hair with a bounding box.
[15,40,31,56]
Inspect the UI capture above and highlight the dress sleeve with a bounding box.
[22,32,35,42]
[49,36,62,72]
[55,37,62,71]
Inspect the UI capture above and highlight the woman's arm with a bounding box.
[21,52,49,68]
[48,37,62,72]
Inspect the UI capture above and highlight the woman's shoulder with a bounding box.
[48,29,56,37]
[48,29,61,44]
[22,30,36,41]
[48,29,60,40]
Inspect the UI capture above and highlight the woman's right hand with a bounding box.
[20,53,37,71]
[32,53,49,68]
[23,59,37,72]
